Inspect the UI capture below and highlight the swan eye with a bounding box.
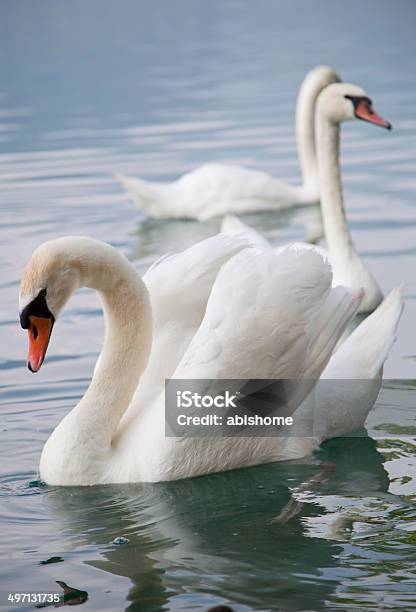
[344,94,363,108]
[345,95,372,111]
[20,288,54,329]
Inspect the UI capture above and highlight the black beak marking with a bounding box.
[20,288,54,329]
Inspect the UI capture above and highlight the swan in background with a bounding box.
[115,65,340,220]
[20,235,366,485]
[317,83,389,311]
[221,83,392,313]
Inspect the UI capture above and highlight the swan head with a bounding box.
[317,83,391,130]
[19,238,82,372]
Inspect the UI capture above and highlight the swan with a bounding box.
[221,83,392,312]
[19,235,372,485]
[115,65,340,220]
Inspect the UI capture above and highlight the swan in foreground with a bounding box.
[222,83,392,312]
[20,232,402,485]
[115,65,340,220]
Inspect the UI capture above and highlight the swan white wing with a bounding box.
[143,232,251,330]
[174,245,360,389]
[220,214,330,261]
[273,240,329,261]
[181,164,302,220]
[221,215,272,250]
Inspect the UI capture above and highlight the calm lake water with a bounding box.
[1,1,416,610]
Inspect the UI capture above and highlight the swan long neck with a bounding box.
[316,115,356,262]
[67,241,152,447]
[295,67,340,195]
[296,84,318,192]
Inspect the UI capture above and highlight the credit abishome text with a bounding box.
[177,414,294,427]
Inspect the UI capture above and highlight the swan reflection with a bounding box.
[45,436,391,610]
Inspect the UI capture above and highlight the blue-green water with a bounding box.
[1,1,415,610]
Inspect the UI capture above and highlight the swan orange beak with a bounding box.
[27,316,54,373]
[355,99,391,130]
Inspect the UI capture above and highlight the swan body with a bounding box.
[116,65,340,220]
[19,235,377,485]
[116,163,310,221]
[221,82,392,313]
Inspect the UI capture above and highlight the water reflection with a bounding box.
[130,206,303,267]
[43,436,393,610]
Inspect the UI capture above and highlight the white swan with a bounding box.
[222,83,392,312]
[115,65,340,220]
[19,234,376,485]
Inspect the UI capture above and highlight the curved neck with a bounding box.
[296,86,318,192]
[316,116,356,262]
[295,68,339,195]
[68,240,152,447]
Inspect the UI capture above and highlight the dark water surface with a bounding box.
[1,1,415,610]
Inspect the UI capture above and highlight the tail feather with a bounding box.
[304,286,364,377]
[115,172,164,211]
[324,286,404,379]
[292,287,404,444]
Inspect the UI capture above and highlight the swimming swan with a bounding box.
[115,65,340,220]
[20,235,371,485]
[222,83,392,312]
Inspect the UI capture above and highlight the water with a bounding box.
[1,0,415,609]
